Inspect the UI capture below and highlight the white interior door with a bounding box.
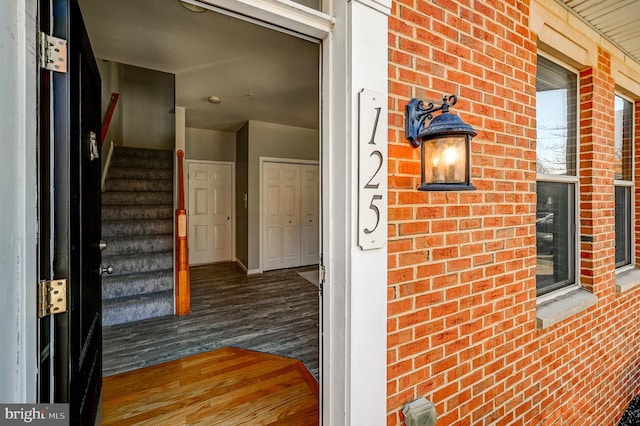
[188,162,233,265]
[263,162,302,271]
[300,164,319,265]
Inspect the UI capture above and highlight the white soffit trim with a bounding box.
[352,0,391,15]
[530,0,596,68]
[615,68,640,98]
[189,0,334,40]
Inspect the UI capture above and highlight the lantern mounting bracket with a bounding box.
[405,94,458,148]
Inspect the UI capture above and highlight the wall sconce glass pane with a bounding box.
[423,136,467,184]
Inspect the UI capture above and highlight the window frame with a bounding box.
[614,92,635,272]
[535,53,580,298]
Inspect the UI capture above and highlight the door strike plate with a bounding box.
[38,279,68,318]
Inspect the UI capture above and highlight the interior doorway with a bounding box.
[187,161,235,265]
[78,0,323,419]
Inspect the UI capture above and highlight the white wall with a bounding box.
[121,64,175,150]
[0,0,38,403]
[97,60,123,147]
[96,61,175,151]
[185,127,236,162]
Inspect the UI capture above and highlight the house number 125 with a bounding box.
[358,90,387,250]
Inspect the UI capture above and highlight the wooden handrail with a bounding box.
[175,150,190,316]
[101,92,119,146]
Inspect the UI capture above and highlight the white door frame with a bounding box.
[185,159,236,264]
[3,0,38,403]
[259,157,319,272]
[192,1,390,425]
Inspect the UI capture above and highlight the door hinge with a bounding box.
[38,279,68,318]
[319,265,326,285]
[38,32,67,73]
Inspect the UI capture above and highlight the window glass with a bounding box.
[536,56,577,176]
[536,56,577,295]
[536,181,575,294]
[614,95,633,268]
[615,186,632,267]
[614,95,633,181]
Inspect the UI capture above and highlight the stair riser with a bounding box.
[105,235,173,256]
[102,220,173,238]
[103,252,173,276]
[102,271,173,300]
[110,156,173,170]
[102,206,173,221]
[107,167,173,180]
[102,192,172,206]
[114,147,174,159]
[104,179,173,192]
[102,291,173,327]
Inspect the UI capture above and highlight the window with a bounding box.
[614,95,634,268]
[535,56,578,296]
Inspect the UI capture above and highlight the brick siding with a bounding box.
[387,1,640,424]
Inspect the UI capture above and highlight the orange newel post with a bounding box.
[175,150,190,316]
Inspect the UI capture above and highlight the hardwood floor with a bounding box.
[102,262,320,377]
[103,347,319,425]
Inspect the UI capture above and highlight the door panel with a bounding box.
[262,162,321,271]
[188,162,233,264]
[263,165,285,270]
[37,0,102,423]
[300,165,320,265]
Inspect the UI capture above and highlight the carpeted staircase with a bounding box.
[101,146,174,326]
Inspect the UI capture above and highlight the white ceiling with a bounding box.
[78,0,320,132]
[78,0,638,134]
[557,0,640,66]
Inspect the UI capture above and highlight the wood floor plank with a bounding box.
[103,347,319,426]
[103,263,319,378]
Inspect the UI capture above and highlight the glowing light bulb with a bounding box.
[444,147,458,165]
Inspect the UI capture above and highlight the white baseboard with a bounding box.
[235,260,261,275]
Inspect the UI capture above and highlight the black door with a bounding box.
[37,0,102,424]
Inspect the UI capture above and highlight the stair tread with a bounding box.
[102,218,173,226]
[106,234,173,242]
[102,290,173,326]
[102,205,173,221]
[103,289,173,302]
[102,251,173,276]
[113,147,173,159]
[104,178,173,192]
[103,250,173,260]
[102,269,173,300]
[110,157,173,170]
[106,167,173,180]
[102,191,173,206]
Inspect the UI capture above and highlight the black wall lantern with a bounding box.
[405,95,476,191]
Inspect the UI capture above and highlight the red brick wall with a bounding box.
[579,48,615,296]
[387,1,640,424]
